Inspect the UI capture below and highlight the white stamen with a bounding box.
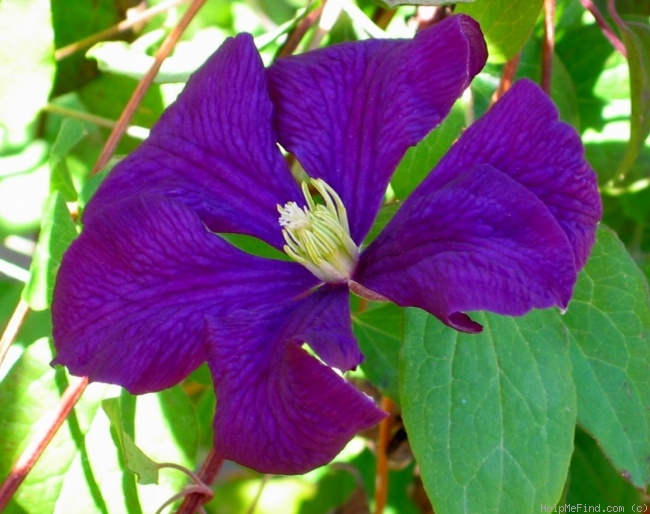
[277,178,359,283]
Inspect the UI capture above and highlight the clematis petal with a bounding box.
[283,284,363,372]
[207,290,385,474]
[354,164,577,333]
[267,15,486,244]
[84,33,301,249]
[422,79,601,269]
[52,196,317,393]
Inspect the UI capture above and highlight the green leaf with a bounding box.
[1,338,199,513]
[298,466,357,514]
[21,191,78,311]
[564,225,650,488]
[378,0,474,8]
[49,118,87,201]
[0,140,49,234]
[77,73,164,154]
[456,0,544,63]
[0,140,49,180]
[102,396,159,486]
[353,303,403,400]
[391,102,466,200]
[517,38,581,128]
[50,0,129,96]
[86,28,226,84]
[401,309,576,514]
[565,428,646,510]
[615,19,650,180]
[0,159,49,235]
[0,338,116,514]
[0,0,55,149]
[151,386,200,466]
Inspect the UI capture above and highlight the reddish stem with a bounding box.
[579,0,626,56]
[492,53,521,104]
[54,0,191,60]
[0,377,89,511]
[375,396,395,514]
[373,8,395,31]
[0,2,208,510]
[0,299,29,368]
[175,448,225,514]
[541,0,555,95]
[92,0,208,175]
[276,3,325,58]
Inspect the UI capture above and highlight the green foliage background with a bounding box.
[1,0,649,513]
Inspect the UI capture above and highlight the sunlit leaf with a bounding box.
[564,225,650,488]
[555,22,624,132]
[614,19,650,180]
[0,160,50,234]
[1,337,201,513]
[86,28,226,84]
[401,309,575,514]
[49,118,87,201]
[517,39,580,128]
[50,0,130,96]
[299,466,357,514]
[21,191,77,311]
[456,0,544,63]
[102,395,159,486]
[0,0,54,149]
[0,141,49,180]
[0,140,50,234]
[378,0,474,9]
[353,303,403,401]
[0,338,116,514]
[77,73,164,154]
[391,102,466,201]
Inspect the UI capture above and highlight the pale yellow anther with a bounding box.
[277,178,359,283]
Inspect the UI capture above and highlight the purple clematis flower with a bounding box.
[52,15,601,475]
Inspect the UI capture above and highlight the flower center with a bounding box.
[278,178,359,283]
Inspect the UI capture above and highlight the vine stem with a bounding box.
[54,0,191,60]
[0,1,207,509]
[541,0,555,95]
[0,376,89,511]
[175,448,225,514]
[92,0,208,175]
[492,53,521,104]
[375,396,395,514]
[0,299,29,368]
[607,0,628,51]
[578,0,626,56]
[43,104,150,140]
[277,2,325,58]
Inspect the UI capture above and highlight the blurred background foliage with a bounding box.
[0,0,649,512]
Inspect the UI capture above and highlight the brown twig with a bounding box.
[492,53,521,104]
[54,0,191,60]
[578,0,626,56]
[276,3,325,58]
[175,448,225,514]
[0,2,208,510]
[43,104,150,140]
[0,299,30,368]
[541,0,555,95]
[373,8,395,31]
[375,396,395,514]
[245,474,270,514]
[0,376,89,511]
[414,6,451,32]
[92,0,208,175]
[607,0,628,54]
